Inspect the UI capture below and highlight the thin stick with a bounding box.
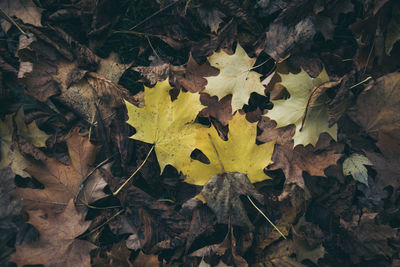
[247,195,287,239]
[349,76,372,89]
[129,0,181,31]
[0,7,27,35]
[80,209,124,238]
[113,145,154,196]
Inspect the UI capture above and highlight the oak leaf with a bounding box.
[125,79,204,173]
[265,68,337,146]
[15,128,107,212]
[0,108,49,177]
[182,113,275,185]
[204,43,266,112]
[9,199,96,267]
[0,0,43,32]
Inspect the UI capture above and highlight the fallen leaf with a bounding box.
[9,199,96,267]
[265,68,337,146]
[0,167,22,266]
[365,131,400,190]
[182,112,276,185]
[196,6,226,33]
[201,172,264,229]
[263,239,307,267]
[176,54,219,93]
[339,212,398,263]
[204,43,266,112]
[343,153,373,186]
[199,94,233,126]
[125,79,204,174]
[15,128,107,212]
[0,108,49,177]
[132,251,159,267]
[0,0,43,32]
[385,6,400,55]
[351,72,400,139]
[93,241,133,267]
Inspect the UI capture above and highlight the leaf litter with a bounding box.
[0,0,399,266]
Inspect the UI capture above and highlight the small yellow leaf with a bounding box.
[182,113,276,185]
[266,68,337,146]
[205,43,266,112]
[125,79,204,173]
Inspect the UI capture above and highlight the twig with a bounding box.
[80,209,124,238]
[0,7,27,35]
[349,76,372,89]
[113,145,154,196]
[129,0,181,31]
[247,195,287,239]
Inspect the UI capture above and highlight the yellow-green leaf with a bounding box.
[125,79,204,173]
[204,43,266,112]
[182,113,276,185]
[266,68,337,146]
[343,153,373,186]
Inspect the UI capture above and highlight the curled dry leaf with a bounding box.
[0,108,49,177]
[9,199,96,267]
[15,128,107,213]
[201,172,264,229]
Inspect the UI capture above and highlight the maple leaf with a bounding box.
[125,79,204,173]
[258,117,341,193]
[201,172,264,229]
[342,153,373,186]
[266,68,337,146]
[9,199,96,267]
[15,128,107,212]
[204,43,266,112]
[182,113,276,185]
[0,108,49,177]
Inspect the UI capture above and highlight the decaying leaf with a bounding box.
[266,68,337,146]
[352,72,400,139]
[201,172,264,229]
[343,153,373,186]
[125,79,204,173]
[0,108,49,177]
[365,131,400,190]
[182,113,276,185]
[9,199,96,267]
[385,6,400,55]
[199,94,233,126]
[15,128,107,212]
[0,0,43,32]
[263,239,307,267]
[204,43,266,112]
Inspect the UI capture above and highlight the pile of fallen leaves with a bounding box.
[1,0,399,266]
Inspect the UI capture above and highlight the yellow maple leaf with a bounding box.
[125,79,204,173]
[182,113,276,185]
[205,43,266,112]
[0,108,49,177]
[266,68,337,146]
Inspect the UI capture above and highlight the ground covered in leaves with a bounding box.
[0,0,399,266]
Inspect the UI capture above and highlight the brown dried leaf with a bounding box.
[199,94,233,126]
[201,172,264,230]
[365,132,400,190]
[9,199,96,267]
[176,54,219,93]
[0,0,43,32]
[15,128,107,213]
[351,72,400,139]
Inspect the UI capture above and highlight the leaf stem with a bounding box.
[247,195,286,239]
[113,145,154,196]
